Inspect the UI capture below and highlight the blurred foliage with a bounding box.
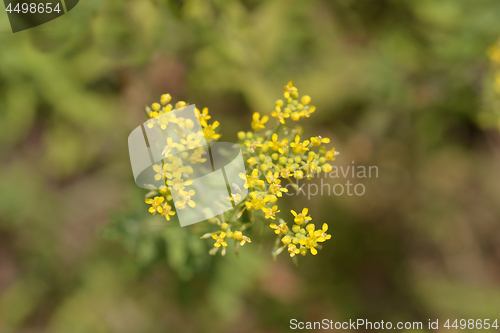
[2,0,500,332]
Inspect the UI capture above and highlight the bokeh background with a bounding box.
[2,0,500,332]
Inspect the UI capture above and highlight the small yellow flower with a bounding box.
[212,232,228,248]
[280,165,293,179]
[156,113,173,130]
[239,169,264,189]
[159,185,169,195]
[232,230,251,245]
[271,106,290,124]
[203,121,221,140]
[268,134,288,154]
[290,135,310,154]
[287,244,300,257]
[291,208,312,225]
[265,171,280,184]
[250,169,264,186]
[153,164,167,181]
[176,189,196,209]
[270,220,288,234]
[314,223,332,242]
[189,147,207,164]
[164,158,186,179]
[162,203,176,220]
[263,205,280,219]
[251,112,269,131]
[161,137,178,157]
[195,107,211,127]
[267,194,278,203]
[245,140,263,153]
[244,191,270,210]
[310,136,330,146]
[284,81,298,99]
[180,133,202,150]
[239,173,249,189]
[325,147,339,160]
[269,183,288,197]
[298,235,317,253]
[146,196,165,215]
[299,106,316,118]
[247,157,257,166]
[268,134,279,151]
[279,141,289,155]
[305,223,315,235]
[167,178,193,192]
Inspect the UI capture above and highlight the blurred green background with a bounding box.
[2,0,500,332]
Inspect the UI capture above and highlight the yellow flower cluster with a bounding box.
[201,221,252,256]
[274,209,331,257]
[142,82,335,262]
[144,95,218,221]
[234,82,336,259]
[270,81,316,123]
